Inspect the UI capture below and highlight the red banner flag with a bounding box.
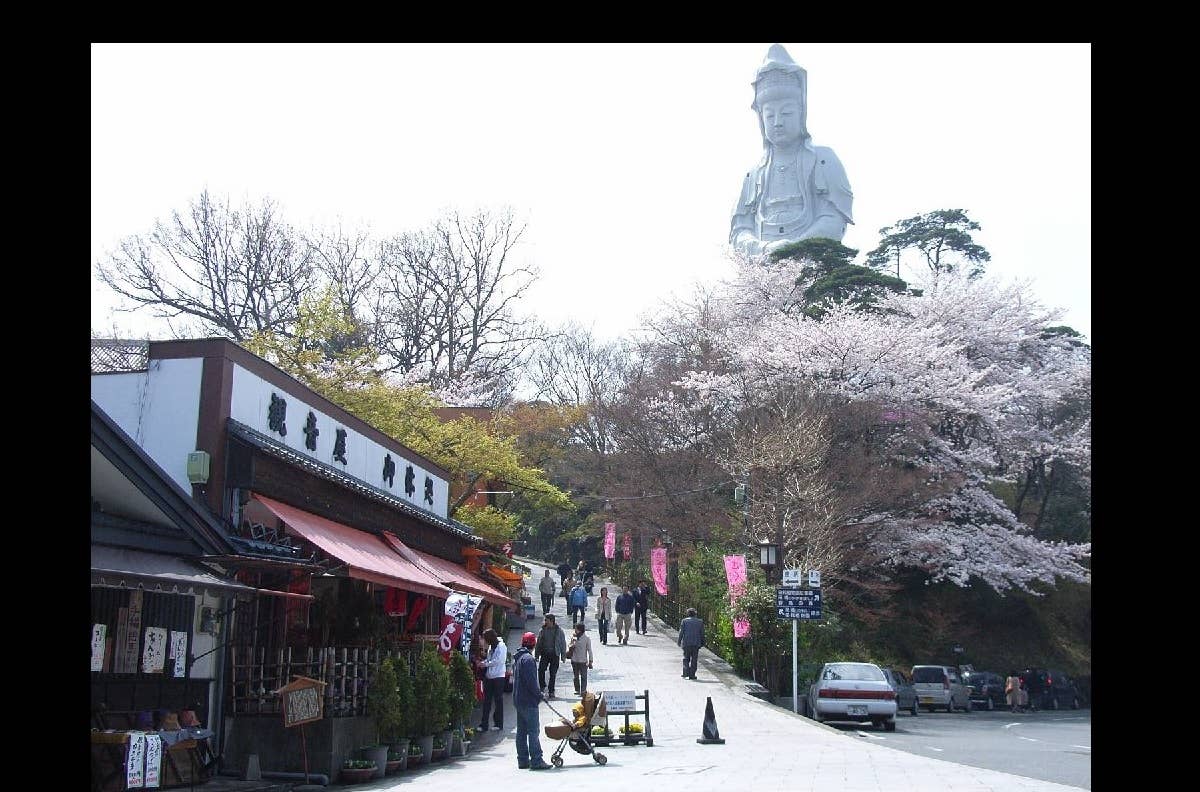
[604,523,616,559]
[723,555,751,638]
[622,533,631,560]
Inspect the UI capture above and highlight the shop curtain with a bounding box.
[723,555,752,638]
[604,523,616,559]
[651,547,668,595]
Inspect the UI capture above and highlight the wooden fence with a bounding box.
[228,644,425,717]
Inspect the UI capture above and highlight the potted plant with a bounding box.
[590,724,614,746]
[340,759,376,784]
[618,722,645,744]
[447,650,476,756]
[363,656,402,778]
[411,645,451,765]
[431,734,447,761]
[367,656,412,771]
[385,748,405,775]
[407,741,423,765]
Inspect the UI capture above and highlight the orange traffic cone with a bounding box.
[696,696,726,744]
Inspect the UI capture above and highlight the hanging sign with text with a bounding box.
[776,587,822,620]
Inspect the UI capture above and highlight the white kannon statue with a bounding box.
[729,44,854,256]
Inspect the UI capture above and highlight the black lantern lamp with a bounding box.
[758,540,779,581]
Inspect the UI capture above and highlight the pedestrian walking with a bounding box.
[557,561,573,589]
[566,622,593,696]
[476,628,508,731]
[632,579,651,634]
[512,631,551,770]
[534,614,568,700]
[1005,670,1022,713]
[614,585,635,644]
[1023,668,1044,711]
[538,570,556,615]
[568,580,588,625]
[678,607,705,679]
[595,586,613,645]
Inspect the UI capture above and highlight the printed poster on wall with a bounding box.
[126,731,146,788]
[604,522,616,559]
[143,733,162,788]
[142,627,168,674]
[169,631,188,677]
[91,624,107,671]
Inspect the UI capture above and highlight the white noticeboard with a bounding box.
[604,690,637,713]
[781,568,801,586]
[807,570,821,588]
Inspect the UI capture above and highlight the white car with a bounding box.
[910,664,972,712]
[805,662,898,731]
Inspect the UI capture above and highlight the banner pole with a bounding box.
[792,618,799,714]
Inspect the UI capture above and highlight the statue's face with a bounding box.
[760,98,802,147]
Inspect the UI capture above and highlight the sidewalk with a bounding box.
[337,559,1087,791]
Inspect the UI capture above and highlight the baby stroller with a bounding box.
[543,690,608,767]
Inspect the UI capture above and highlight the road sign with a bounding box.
[776,587,822,620]
[807,570,821,588]
[781,568,802,586]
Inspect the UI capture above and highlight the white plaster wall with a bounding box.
[229,364,449,517]
[90,358,203,492]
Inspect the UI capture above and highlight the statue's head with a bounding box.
[751,44,809,148]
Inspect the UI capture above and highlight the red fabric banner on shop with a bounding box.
[604,523,616,559]
[437,615,464,664]
[651,547,668,595]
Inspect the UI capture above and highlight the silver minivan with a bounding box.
[910,665,972,712]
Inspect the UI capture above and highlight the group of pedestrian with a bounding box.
[506,562,709,771]
[1005,668,1046,713]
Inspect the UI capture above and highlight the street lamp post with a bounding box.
[758,540,779,584]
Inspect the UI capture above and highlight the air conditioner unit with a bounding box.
[187,451,211,484]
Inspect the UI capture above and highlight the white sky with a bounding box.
[91,43,1090,342]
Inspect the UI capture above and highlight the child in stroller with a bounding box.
[542,690,608,767]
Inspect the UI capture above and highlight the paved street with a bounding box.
[336,559,1088,791]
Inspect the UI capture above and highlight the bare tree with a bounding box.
[373,208,547,402]
[95,191,315,340]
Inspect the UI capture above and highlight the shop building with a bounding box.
[91,338,519,781]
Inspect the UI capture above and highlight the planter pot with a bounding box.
[450,729,465,757]
[390,738,410,770]
[431,747,447,761]
[439,729,453,760]
[385,759,404,774]
[417,734,434,765]
[358,745,389,779]
[340,766,375,784]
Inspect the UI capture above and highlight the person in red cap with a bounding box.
[512,631,550,769]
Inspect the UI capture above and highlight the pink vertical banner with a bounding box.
[604,522,616,559]
[723,555,752,638]
[651,547,669,595]
[622,533,631,560]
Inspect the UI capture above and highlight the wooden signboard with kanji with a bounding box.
[277,675,327,728]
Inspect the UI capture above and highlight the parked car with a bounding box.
[910,664,972,712]
[880,666,919,716]
[1042,669,1084,710]
[805,661,898,731]
[961,670,1007,711]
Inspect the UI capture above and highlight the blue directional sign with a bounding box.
[776,587,822,620]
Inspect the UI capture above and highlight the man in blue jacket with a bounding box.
[568,581,588,626]
[513,632,551,770]
[614,586,635,644]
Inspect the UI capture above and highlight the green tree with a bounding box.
[446,650,478,728]
[866,209,991,280]
[411,646,451,736]
[768,238,907,318]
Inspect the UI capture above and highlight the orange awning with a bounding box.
[381,532,518,609]
[253,495,449,598]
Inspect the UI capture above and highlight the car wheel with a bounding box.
[884,718,896,732]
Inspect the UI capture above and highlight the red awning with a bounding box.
[381,531,518,609]
[252,495,449,598]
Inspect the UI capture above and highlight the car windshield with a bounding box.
[823,663,884,682]
[912,667,947,683]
